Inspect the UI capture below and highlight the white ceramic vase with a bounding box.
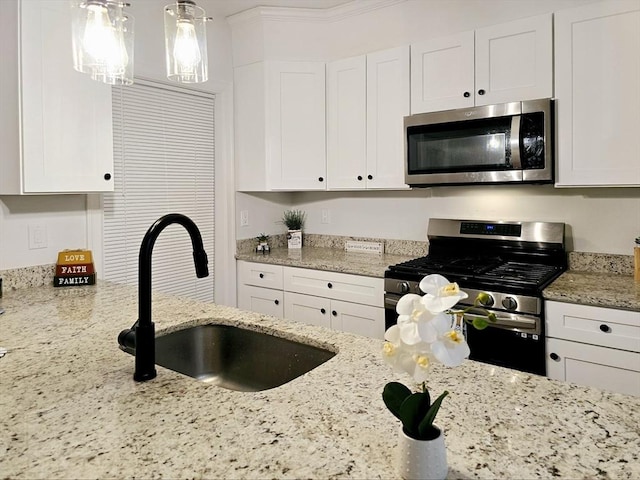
[396,426,448,480]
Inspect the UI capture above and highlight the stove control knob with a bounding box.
[502,296,518,311]
[477,292,494,307]
[399,282,410,294]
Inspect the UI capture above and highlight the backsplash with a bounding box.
[568,252,633,275]
[1,264,56,291]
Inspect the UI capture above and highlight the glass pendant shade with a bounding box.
[71,0,134,85]
[164,1,209,83]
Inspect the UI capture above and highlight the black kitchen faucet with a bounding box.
[118,213,209,381]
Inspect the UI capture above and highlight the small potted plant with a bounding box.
[282,209,306,249]
[255,233,270,254]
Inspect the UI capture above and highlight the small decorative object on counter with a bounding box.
[255,233,270,254]
[382,274,496,480]
[54,249,96,287]
[282,209,306,249]
[635,237,640,283]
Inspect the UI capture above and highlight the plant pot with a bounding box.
[396,425,448,480]
[287,229,302,249]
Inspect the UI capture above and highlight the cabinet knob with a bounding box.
[367,175,373,180]
[478,89,486,95]
[463,91,470,98]
[259,273,264,279]
[104,173,112,180]
[599,324,611,333]
[320,308,326,314]
[318,177,324,182]
[357,175,363,181]
[550,353,560,361]
[327,282,333,289]
[332,310,337,316]
[274,299,279,305]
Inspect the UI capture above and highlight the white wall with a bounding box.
[0,0,234,271]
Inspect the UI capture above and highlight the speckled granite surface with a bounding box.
[1,281,638,479]
[236,246,415,278]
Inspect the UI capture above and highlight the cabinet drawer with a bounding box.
[546,301,640,353]
[284,292,332,330]
[238,285,284,319]
[547,337,640,396]
[284,266,383,307]
[237,261,284,289]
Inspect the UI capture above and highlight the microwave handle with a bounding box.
[510,115,521,170]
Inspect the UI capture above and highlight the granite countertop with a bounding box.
[1,282,639,479]
[236,246,415,278]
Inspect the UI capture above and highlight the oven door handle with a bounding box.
[464,312,537,330]
[384,295,400,309]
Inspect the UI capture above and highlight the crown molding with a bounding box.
[227,0,406,26]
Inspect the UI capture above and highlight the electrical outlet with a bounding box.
[28,223,48,250]
[240,210,249,227]
[321,209,330,224]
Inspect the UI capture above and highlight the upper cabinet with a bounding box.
[327,46,410,190]
[410,13,553,114]
[235,61,326,192]
[0,0,114,195]
[554,0,640,187]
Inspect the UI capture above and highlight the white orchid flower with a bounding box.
[396,294,449,345]
[419,274,468,313]
[383,326,436,382]
[431,328,471,367]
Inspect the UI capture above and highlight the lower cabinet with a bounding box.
[236,261,385,339]
[284,291,385,338]
[545,301,640,396]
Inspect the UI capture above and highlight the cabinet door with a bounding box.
[20,0,114,193]
[547,337,640,396]
[266,61,326,190]
[366,46,410,190]
[410,31,474,114]
[330,299,385,339]
[554,1,640,187]
[284,292,331,329]
[238,285,284,318]
[475,13,552,106]
[327,55,367,190]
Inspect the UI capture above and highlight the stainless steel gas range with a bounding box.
[384,218,567,376]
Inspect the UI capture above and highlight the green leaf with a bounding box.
[399,391,431,439]
[382,382,412,420]
[417,390,449,440]
[472,317,489,330]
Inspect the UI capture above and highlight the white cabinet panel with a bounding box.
[237,260,283,290]
[1,0,114,194]
[284,292,331,329]
[331,299,385,339]
[554,0,640,187]
[238,285,284,318]
[410,14,552,114]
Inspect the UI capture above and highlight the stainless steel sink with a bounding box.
[132,324,336,391]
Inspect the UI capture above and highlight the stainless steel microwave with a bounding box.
[404,98,554,187]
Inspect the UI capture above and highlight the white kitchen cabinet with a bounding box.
[327,46,409,190]
[546,301,640,396]
[284,291,385,338]
[410,13,552,114]
[234,61,326,192]
[554,0,640,187]
[0,0,114,195]
[236,261,284,318]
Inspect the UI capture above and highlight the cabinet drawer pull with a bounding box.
[274,299,279,305]
[318,177,324,182]
[259,273,264,279]
[463,91,470,98]
[367,174,373,180]
[104,173,112,180]
[357,175,363,181]
[599,324,612,333]
[478,89,486,95]
[332,310,337,316]
[320,308,326,314]
[550,353,560,361]
[327,282,333,289]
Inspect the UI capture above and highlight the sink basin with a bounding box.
[130,324,336,391]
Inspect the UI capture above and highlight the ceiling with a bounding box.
[205,0,353,18]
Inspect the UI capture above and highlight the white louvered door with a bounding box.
[104,80,215,302]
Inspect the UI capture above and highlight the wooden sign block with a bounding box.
[53,274,96,288]
[57,249,93,265]
[55,263,95,276]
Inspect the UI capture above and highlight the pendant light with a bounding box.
[164,1,211,83]
[70,0,134,85]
